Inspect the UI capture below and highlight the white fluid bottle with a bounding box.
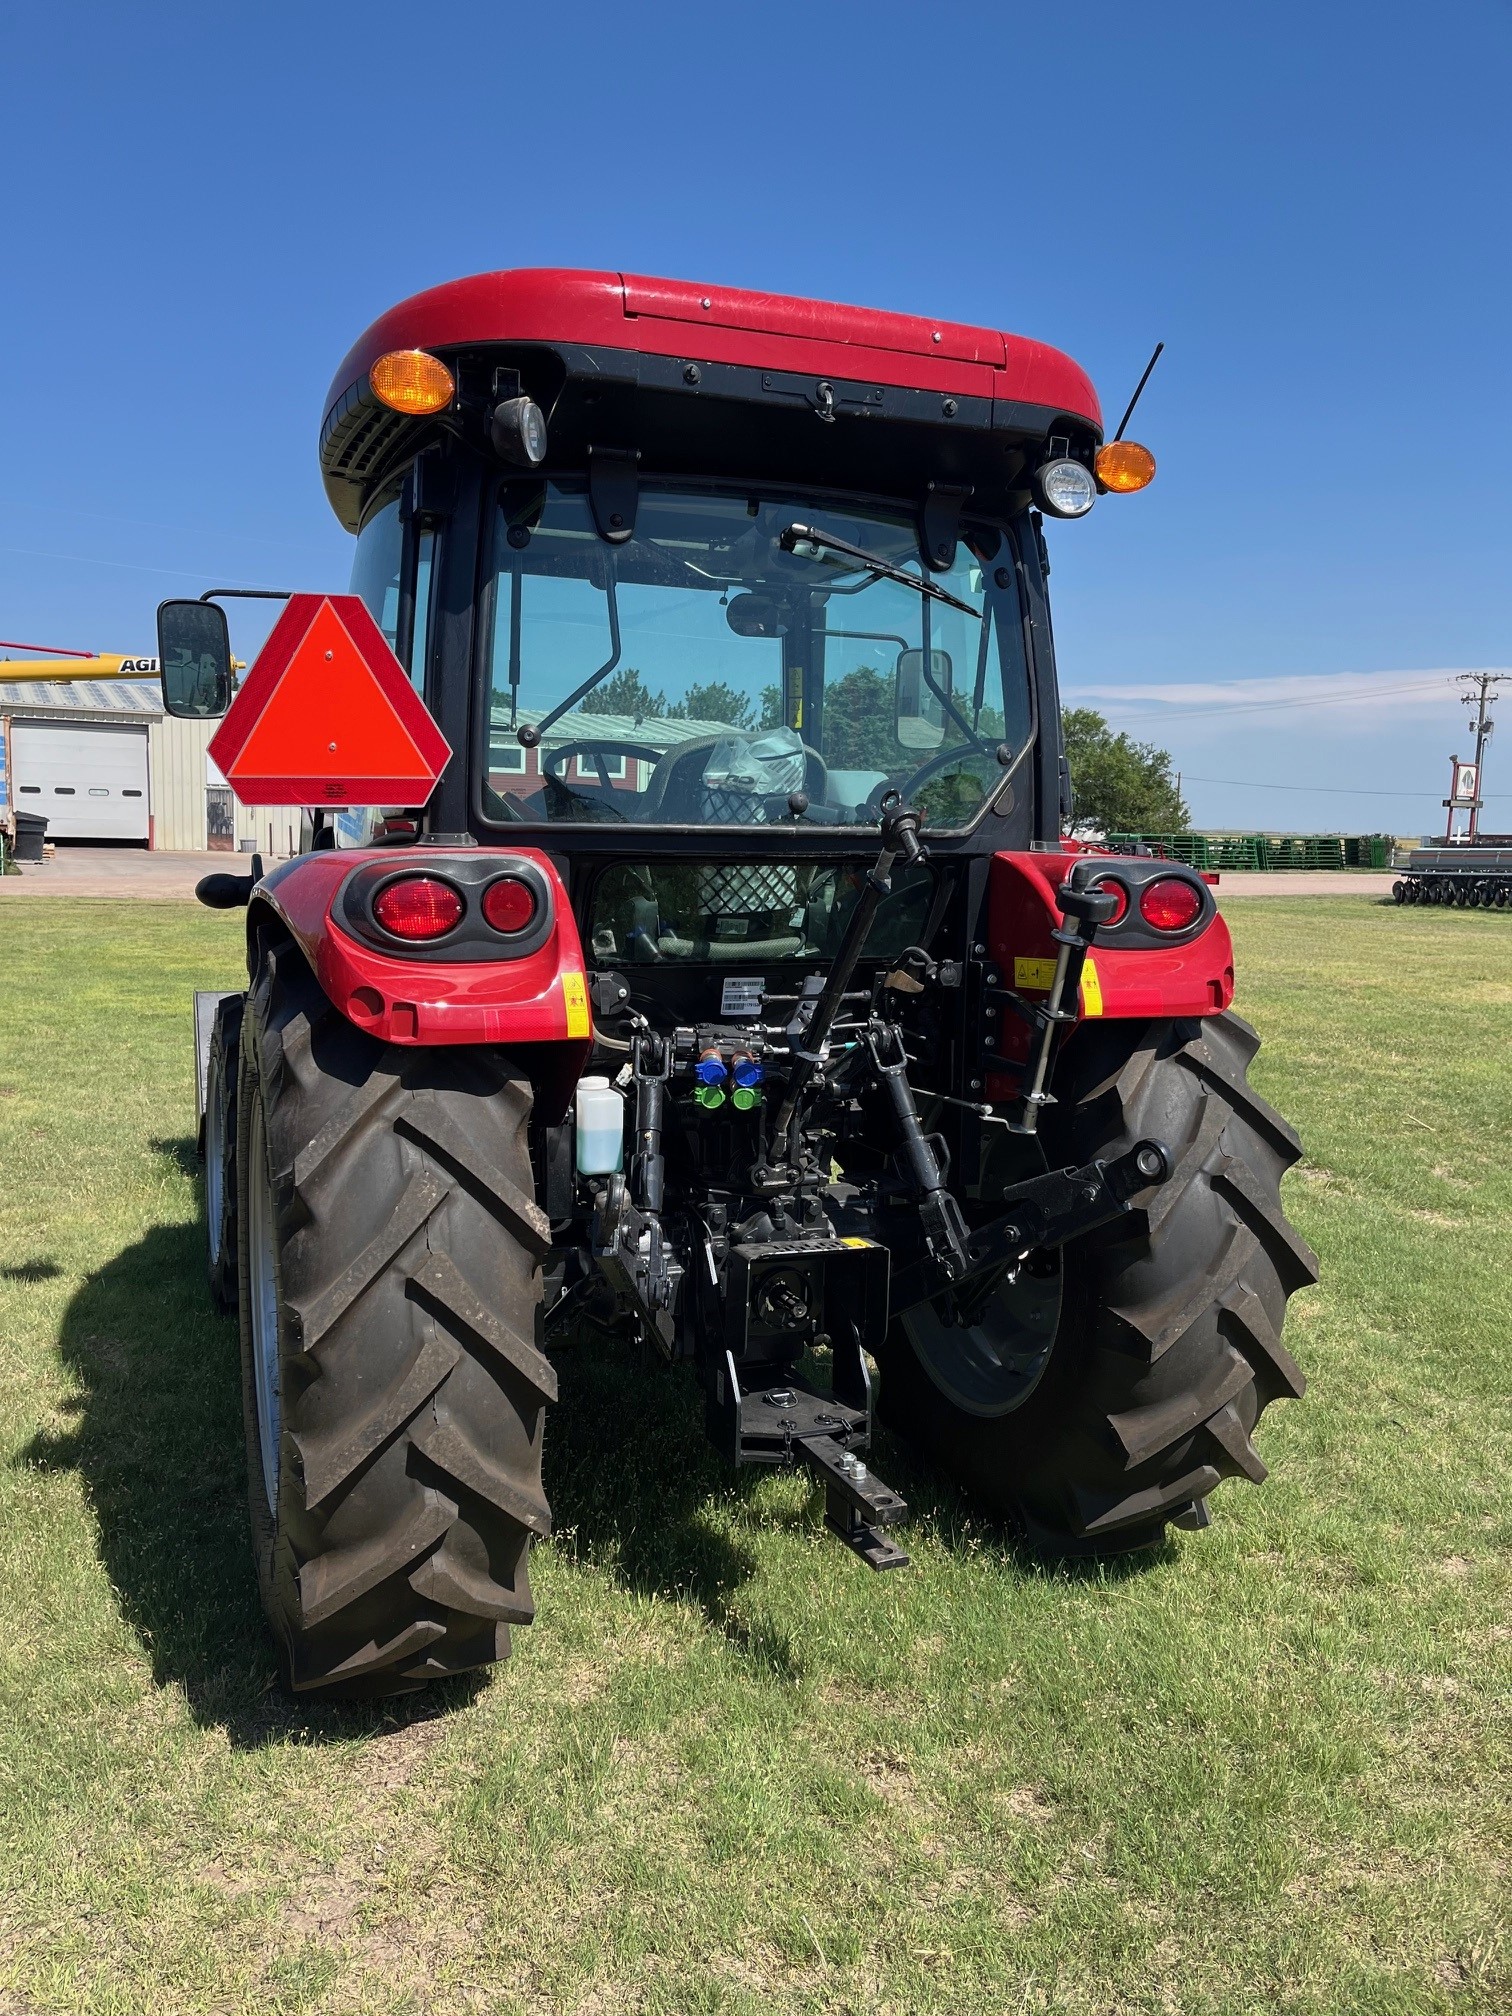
[574,1075,625,1175]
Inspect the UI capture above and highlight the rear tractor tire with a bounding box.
[236,927,555,1696]
[879,1012,1318,1553]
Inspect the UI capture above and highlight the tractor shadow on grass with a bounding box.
[28,1148,1166,1736]
[21,1175,484,1750]
[544,1326,797,1676]
[543,1325,1172,1675]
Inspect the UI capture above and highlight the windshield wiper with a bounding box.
[779,523,981,620]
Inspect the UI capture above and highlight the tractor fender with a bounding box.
[244,846,593,1054]
[987,849,1234,1096]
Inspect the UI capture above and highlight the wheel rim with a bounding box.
[901,1261,1063,1418]
[204,1050,224,1267]
[246,1094,281,1514]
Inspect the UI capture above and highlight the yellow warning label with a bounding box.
[1014,956,1058,990]
[561,970,590,1039]
[839,1236,875,1249]
[1080,956,1104,1017]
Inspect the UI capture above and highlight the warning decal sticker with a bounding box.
[561,971,591,1039]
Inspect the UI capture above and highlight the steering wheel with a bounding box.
[864,742,999,815]
[539,737,665,822]
[543,739,657,789]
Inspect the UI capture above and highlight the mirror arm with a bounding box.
[917,594,993,756]
[971,607,992,728]
[198,588,294,604]
[826,628,910,655]
[921,482,973,572]
[518,568,622,747]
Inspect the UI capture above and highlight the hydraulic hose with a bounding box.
[770,798,923,1142]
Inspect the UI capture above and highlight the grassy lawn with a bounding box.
[0,895,1507,2015]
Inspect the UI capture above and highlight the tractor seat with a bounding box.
[640,733,827,823]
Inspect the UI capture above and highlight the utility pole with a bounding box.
[1446,672,1509,841]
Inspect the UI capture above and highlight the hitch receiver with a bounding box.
[710,1344,912,1572]
[798,1434,910,1571]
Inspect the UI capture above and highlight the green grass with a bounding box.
[0,896,1508,2016]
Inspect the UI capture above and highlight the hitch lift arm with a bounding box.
[888,1138,1171,1318]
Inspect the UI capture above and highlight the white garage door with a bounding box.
[12,719,151,841]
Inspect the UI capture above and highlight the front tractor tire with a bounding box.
[203,995,244,1314]
[879,1013,1318,1553]
[235,928,556,1697]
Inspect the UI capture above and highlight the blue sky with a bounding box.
[3,0,1510,834]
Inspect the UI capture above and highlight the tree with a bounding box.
[821,664,901,769]
[586,672,759,727]
[667,681,754,727]
[590,668,665,720]
[1060,707,1189,836]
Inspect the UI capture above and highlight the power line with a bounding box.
[1066,676,1456,725]
[1180,772,1461,800]
[0,543,296,588]
[0,495,324,556]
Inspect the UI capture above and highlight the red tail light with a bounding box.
[1139,877,1203,932]
[372,876,464,940]
[481,875,538,934]
[1093,877,1129,924]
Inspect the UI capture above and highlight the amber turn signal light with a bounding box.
[369,350,456,416]
[1094,440,1156,493]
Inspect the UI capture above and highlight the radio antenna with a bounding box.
[1113,341,1165,442]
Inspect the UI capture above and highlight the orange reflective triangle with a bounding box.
[207,593,451,807]
[234,600,427,778]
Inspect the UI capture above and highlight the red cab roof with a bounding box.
[324,268,1102,433]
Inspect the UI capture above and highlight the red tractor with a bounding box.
[160,270,1316,1697]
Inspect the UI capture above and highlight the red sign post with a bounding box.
[207,594,451,806]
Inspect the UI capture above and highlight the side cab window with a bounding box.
[336,482,438,847]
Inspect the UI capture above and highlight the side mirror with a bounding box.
[895,647,953,750]
[157,599,233,719]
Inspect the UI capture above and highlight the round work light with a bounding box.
[490,396,549,467]
[1035,457,1097,518]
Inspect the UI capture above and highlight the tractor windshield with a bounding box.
[474,482,1032,830]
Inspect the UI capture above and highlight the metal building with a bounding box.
[0,677,297,853]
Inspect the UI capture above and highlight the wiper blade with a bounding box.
[779,522,980,620]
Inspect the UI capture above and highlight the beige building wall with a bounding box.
[233,801,302,857]
[147,714,215,851]
[146,714,300,855]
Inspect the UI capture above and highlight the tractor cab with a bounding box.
[318,269,1115,863]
